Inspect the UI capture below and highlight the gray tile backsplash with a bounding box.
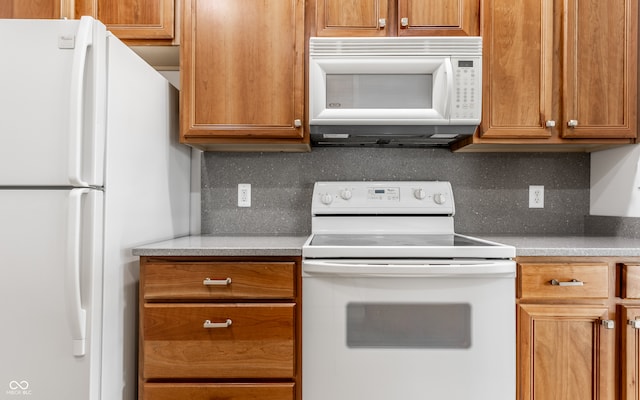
[199,147,629,236]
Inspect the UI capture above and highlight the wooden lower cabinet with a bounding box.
[517,304,615,400]
[516,257,640,400]
[141,383,295,400]
[139,256,301,400]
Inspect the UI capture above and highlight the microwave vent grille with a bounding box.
[309,37,482,57]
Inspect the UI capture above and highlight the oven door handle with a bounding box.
[302,260,516,278]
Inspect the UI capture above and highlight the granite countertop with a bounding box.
[132,235,308,257]
[478,235,640,257]
[132,234,640,258]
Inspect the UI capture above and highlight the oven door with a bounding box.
[302,259,515,400]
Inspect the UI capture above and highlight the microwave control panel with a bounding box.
[451,56,482,122]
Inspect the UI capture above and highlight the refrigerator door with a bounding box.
[0,17,106,187]
[0,188,103,400]
[99,33,192,400]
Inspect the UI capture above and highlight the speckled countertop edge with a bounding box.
[133,235,640,258]
[132,235,308,257]
[477,235,640,257]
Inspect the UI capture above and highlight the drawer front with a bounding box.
[142,303,295,379]
[142,383,295,400]
[621,264,640,299]
[518,263,609,299]
[143,262,296,300]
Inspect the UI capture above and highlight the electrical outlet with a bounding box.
[529,185,544,208]
[238,183,251,207]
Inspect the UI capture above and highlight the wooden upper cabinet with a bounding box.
[479,0,553,140]
[315,0,389,37]
[396,0,479,36]
[314,0,479,37]
[180,0,306,150]
[473,0,637,146]
[0,0,72,18]
[562,0,637,139]
[75,0,174,41]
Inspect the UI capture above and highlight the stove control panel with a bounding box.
[312,181,455,215]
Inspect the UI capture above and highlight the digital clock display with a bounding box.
[368,187,400,201]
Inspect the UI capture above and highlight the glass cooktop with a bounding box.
[309,234,498,248]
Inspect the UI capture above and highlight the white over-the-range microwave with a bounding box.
[308,36,482,147]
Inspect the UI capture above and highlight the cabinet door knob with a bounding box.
[628,319,640,329]
[203,277,232,286]
[294,119,302,128]
[378,18,386,28]
[600,319,615,329]
[400,17,409,27]
[203,319,233,329]
[545,120,556,128]
[567,119,579,127]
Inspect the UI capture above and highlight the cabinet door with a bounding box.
[480,0,554,139]
[517,304,615,400]
[0,0,70,18]
[315,0,388,37]
[75,0,174,40]
[621,306,640,400]
[181,0,305,144]
[397,0,479,36]
[562,0,637,139]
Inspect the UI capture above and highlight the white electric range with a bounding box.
[302,181,516,400]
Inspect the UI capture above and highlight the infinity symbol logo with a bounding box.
[9,380,29,390]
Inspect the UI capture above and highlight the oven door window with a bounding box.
[346,303,471,348]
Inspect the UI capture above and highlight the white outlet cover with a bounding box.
[529,185,544,208]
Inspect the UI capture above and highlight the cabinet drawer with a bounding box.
[621,264,640,299]
[518,263,609,299]
[142,383,295,400]
[142,303,295,379]
[142,262,295,300]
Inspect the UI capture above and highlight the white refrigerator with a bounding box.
[0,17,192,400]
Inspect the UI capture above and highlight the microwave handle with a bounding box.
[443,58,453,119]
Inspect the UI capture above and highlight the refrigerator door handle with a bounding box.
[68,16,94,187]
[66,188,90,357]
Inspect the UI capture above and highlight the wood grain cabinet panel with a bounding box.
[620,306,640,400]
[142,303,295,379]
[0,0,71,18]
[517,304,615,400]
[141,383,295,400]
[620,264,640,299]
[516,257,640,400]
[314,0,478,37]
[181,0,306,150]
[75,0,174,41]
[143,262,295,300]
[455,0,637,150]
[139,256,301,400]
[518,263,609,299]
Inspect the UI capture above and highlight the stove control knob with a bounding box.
[414,188,427,200]
[340,189,352,200]
[433,193,447,205]
[320,193,333,205]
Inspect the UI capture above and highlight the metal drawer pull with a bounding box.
[601,319,615,329]
[628,319,640,329]
[203,319,232,329]
[203,277,232,286]
[550,279,583,286]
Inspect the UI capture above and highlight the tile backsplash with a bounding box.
[199,147,634,236]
